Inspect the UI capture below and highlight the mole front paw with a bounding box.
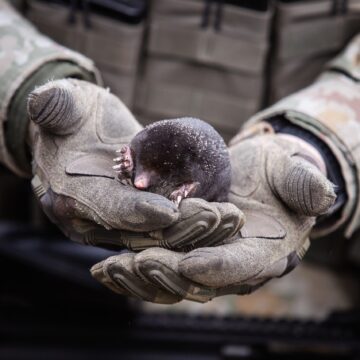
[169,189,185,207]
[113,145,134,182]
[169,182,199,207]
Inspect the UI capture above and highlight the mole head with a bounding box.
[129,120,197,197]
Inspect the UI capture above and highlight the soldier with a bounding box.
[0,1,359,303]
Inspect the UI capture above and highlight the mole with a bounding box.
[113,117,231,206]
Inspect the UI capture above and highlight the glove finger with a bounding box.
[83,178,181,231]
[133,248,217,303]
[192,202,244,248]
[151,198,220,250]
[33,175,181,233]
[33,183,180,246]
[91,258,131,296]
[179,236,310,288]
[133,248,272,299]
[91,253,182,304]
[148,199,243,251]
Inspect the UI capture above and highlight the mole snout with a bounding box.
[134,175,149,190]
[113,117,231,206]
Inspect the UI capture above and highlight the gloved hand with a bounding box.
[92,127,336,303]
[28,79,243,303]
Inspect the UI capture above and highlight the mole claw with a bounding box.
[119,177,133,186]
[113,145,134,177]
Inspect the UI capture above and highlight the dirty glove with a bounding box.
[28,79,243,303]
[92,130,336,303]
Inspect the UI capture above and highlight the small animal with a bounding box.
[113,117,231,205]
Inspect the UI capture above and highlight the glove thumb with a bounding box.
[270,154,336,216]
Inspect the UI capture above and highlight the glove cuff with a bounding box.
[240,34,360,238]
[0,2,101,177]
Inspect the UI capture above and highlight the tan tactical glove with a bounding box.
[92,130,336,303]
[28,79,243,303]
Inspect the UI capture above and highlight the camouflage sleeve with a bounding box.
[241,34,360,239]
[0,1,101,177]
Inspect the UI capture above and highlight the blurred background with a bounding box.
[1,0,360,359]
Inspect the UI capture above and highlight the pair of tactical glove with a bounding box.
[28,79,336,304]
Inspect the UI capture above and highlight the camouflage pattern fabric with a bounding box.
[0,0,101,177]
[329,33,360,81]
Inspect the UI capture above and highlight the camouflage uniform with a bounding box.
[0,0,101,177]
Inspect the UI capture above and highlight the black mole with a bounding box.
[113,117,231,205]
